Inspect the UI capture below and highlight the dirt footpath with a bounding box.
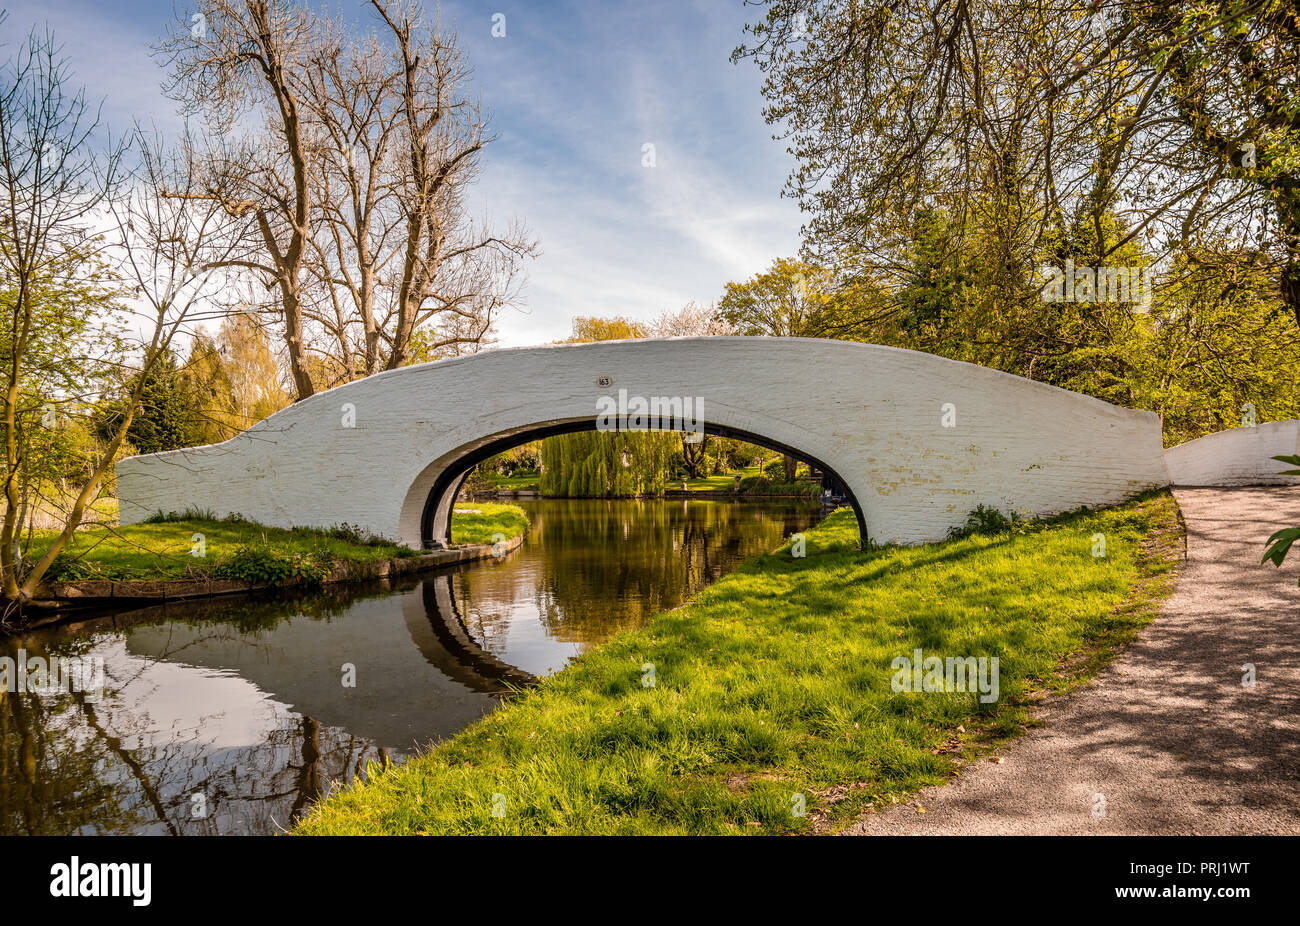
[844,487,1300,836]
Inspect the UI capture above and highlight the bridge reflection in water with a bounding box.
[0,498,819,836]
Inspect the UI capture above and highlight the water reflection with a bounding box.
[0,498,817,835]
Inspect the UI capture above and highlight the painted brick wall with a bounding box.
[1164,421,1300,487]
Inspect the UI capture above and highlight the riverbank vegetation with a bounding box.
[28,503,528,585]
[296,491,1181,835]
[480,446,823,500]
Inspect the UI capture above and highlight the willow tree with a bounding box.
[539,429,673,499]
[533,317,680,498]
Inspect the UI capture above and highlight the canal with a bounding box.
[0,497,819,835]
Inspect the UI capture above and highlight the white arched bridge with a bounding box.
[117,338,1262,549]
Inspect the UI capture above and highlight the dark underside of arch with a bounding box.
[421,420,867,549]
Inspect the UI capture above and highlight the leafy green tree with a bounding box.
[216,313,290,429]
[735,0,1300,322]
[179,334,240,445]
[1,21,243,604]
[98,350,208,455]
[1127,247,1300,444]
[717,258,891,340]
[567,316,648,342]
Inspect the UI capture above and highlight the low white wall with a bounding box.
[1163,420,1300,487]
[116,338,1170,547]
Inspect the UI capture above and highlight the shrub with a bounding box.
[142,506,218,523]
[212,545,328,587]
[44,552,97,581]
[736,474,773,493]
[294,522,392,547]
[948,504,1024,540]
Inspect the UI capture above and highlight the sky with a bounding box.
[1,0,804,348]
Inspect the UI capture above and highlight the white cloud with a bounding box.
[450,0,803,346]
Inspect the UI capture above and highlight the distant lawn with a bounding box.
[682,463,818,492]
[682,472,742,491]
[295,491,1181,835]
[30,502,529,583]
[682,463,762,491]
[482,471,540,491]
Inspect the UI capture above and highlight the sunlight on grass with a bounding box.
[295,492,1181,835]
[449,502,531,546]
[29,503,529,582]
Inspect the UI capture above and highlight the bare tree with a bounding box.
[160,1,535,393]
[158,0,324,400]
[300,25,402,380]
[369,0,536,371]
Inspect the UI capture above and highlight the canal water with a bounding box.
[0,498,819,835]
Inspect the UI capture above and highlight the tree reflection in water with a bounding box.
[1,498,818,835]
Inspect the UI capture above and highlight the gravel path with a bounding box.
[843,487,1300,835]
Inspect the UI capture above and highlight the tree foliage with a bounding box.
[735,0,1300,320]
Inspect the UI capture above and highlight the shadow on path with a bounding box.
[844,487,1300,835]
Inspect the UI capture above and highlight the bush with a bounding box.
[143,506,218,523]
[212,545,328,587]
[292,522,392,548]
[736,474,773,493]
[947,504,1024,540]
[43,552,97,582]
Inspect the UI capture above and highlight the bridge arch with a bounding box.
[412,418,863,549]
[116,338,1170,547]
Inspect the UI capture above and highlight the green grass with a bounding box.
[481,471,541,491]
[31,502,529,583]
[294,490,1182,835]
[446,502,531,546]
[681,463,763,490]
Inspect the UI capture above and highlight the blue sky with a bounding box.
[3,0,803,347]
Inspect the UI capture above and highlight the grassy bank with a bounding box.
[445,502,533,545]
[481,471,541,492]
[296,491,1182,835]
[32,502,530,584]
